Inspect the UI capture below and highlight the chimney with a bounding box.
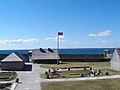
[48,48,54,53]
[39,48,46,53]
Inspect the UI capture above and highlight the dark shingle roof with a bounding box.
[32,49,59,60]
[1,52,26,62]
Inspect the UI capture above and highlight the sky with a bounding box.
[0,0,120,49]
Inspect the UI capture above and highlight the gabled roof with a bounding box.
[1,52,26,62]
[32,49,60,60]
[111,48,120,62]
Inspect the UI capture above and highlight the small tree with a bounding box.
[68,68,71,71]
[105,72,109,75]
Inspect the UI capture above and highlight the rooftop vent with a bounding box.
[48,48,54,53]
[104,49,110,54]
[39,48,46,53]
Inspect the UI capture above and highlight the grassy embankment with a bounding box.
[42,78,120,90]
[40,62,110,69]
[41,62,120,90]
[41,62,120,79]
[0,72,17,90]
[0,83,11,90]
[0,71,17,81]
[41,68,120,79]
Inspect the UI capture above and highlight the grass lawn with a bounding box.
[42,68,120,79]
[42,78,120,90]
[0,71,17,81]
[0,83,11,90]
[58,68,120,78]
[40,62,110,69]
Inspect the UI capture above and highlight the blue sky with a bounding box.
[0,0,120,49]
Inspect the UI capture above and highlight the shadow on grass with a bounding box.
[43,62,67,65]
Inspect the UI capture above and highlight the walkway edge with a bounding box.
[10,82,18,90]
[42,75,120,82]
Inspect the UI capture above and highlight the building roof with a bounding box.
[116,48,120,55]
[32,49,60,60]
[1,52,26,62]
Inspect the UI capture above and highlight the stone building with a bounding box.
[32,48,114,63]
[111,48,120,71]
[1,52,26,70]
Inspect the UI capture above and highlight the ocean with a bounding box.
[0,48,115,55]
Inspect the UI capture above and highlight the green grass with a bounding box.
[102,69,120,75]
[40,62,110,69]
[0,71,17,81]
[42,78,120,90]
[42,69,120,79]
[0,83,11,90]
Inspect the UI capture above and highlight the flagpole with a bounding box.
[57,33,59,65]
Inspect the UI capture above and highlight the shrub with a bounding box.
[105,72,109,75]
[80,73,84,77]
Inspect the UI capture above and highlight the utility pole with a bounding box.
[57,32,63,65]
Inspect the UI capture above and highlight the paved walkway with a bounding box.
[15,63,46,90]
[11,82,18,90]
[43,75,120,82]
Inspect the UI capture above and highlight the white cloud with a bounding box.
[101,40,106,43]
[74,41,80,44]
[44,37,53,40]
[44,35,64,41]
[88,30,112,37]
[0,38,39,45]
[59,35,64,39]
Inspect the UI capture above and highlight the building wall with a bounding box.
[111,49,120,71]
[60,54,110,62]
[32,54,111,63]
[32,59,57,64]
[1,62,25,70]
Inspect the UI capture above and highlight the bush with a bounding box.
[105,72,109,75]
[84,67,86,70]
[45,71,48,75]
[68,68,71,71]
[46,74,50,79]
[80,73,84,77]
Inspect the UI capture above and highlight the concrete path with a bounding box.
[15,63,46,90]
[43,75,120,82]
[11,82,18,90]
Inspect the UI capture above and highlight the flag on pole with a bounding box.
[58,32,63,35]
